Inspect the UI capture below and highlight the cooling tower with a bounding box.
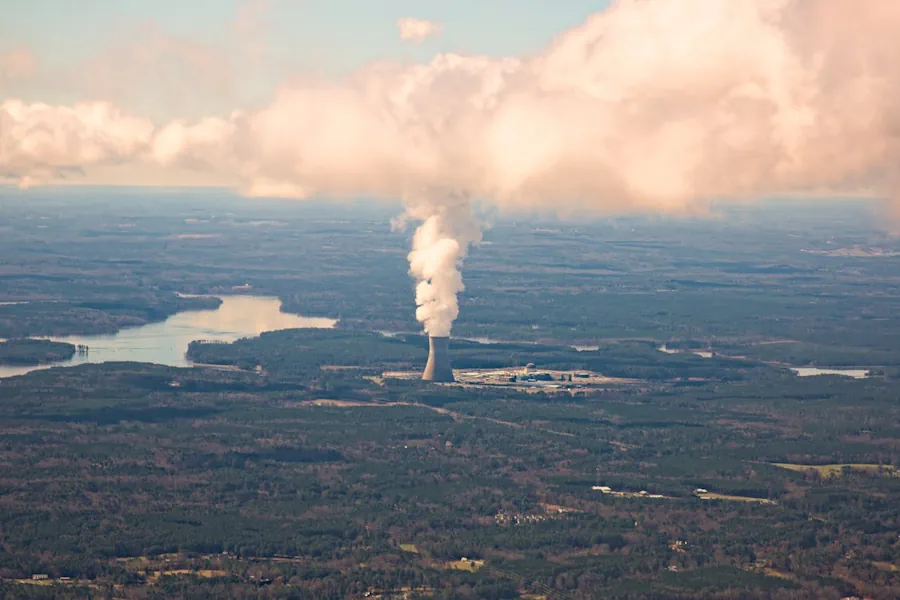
[422,336,454,382]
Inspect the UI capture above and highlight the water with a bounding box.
[0,296,336,379]
[657,345,713,358]
[790,367,871,379]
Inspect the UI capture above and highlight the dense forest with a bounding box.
[1,329,898,598]
[0,338,76,365]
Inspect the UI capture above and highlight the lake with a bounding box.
[0,295,337,379]
[657,345,713,358]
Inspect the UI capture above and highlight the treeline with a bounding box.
[0,338,75,365]
[186,328,773,382]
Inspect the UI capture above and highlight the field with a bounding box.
[447,559,484,572]
[695,493,777,504]
[771,463,898,478]
[0,190,899,599]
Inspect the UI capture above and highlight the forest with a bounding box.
[0,339,76,365]
[0,190,898,598]
[1,329,898,599]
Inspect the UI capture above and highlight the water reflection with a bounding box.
[0,296,336,378]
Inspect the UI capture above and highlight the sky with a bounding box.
[1,0,611,115]
[2,1,610,56]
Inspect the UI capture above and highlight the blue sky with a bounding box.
[3,0,612,73]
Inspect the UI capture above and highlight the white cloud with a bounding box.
[8,0,900,212]
[0,99,154,186]
[397,18,443,43]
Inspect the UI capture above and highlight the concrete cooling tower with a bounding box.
[422,336,454,382]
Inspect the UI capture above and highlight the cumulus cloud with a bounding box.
[4,0,900,333]
[152,0,900,214]
[0,100,154,187]
[397,18,443,43]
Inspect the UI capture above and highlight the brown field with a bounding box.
[697,493,776,505]
[446,558,484,572]
[772,463,897,478]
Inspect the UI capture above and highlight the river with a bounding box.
[0,295,336,379]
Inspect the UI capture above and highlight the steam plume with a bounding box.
[3,0,900,332]
[402,191,481,336]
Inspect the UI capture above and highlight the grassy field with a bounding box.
[772,463,897,478]
[697,492,776,504]
[147,569,228,584]
[873,562,900,573]
[447,559,484,572]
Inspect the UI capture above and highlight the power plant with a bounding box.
[422,336,454,382]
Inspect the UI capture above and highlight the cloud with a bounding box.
[6,0,900,213]
[397,18,443,43]
[2,1,280,122]
[144,0,898,216]
[0,100,154,187]
[76,21,236,121]
[0,48,36,85]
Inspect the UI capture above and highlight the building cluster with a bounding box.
[493,505,572,526]
[494,511,550,526]
[508,363,588,384]
[29,574,72,582]
[592,485,666,499]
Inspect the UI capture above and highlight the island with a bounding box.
[0,339,77,366]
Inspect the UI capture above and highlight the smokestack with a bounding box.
[422,336,454,382]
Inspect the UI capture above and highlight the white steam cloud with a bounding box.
[397,18,443,43]
[400,191,482,337]
[2,0,900,334]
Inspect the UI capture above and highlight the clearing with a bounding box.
[771,463,897,478]
[446,558,484,572]
[697,492,776,505]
